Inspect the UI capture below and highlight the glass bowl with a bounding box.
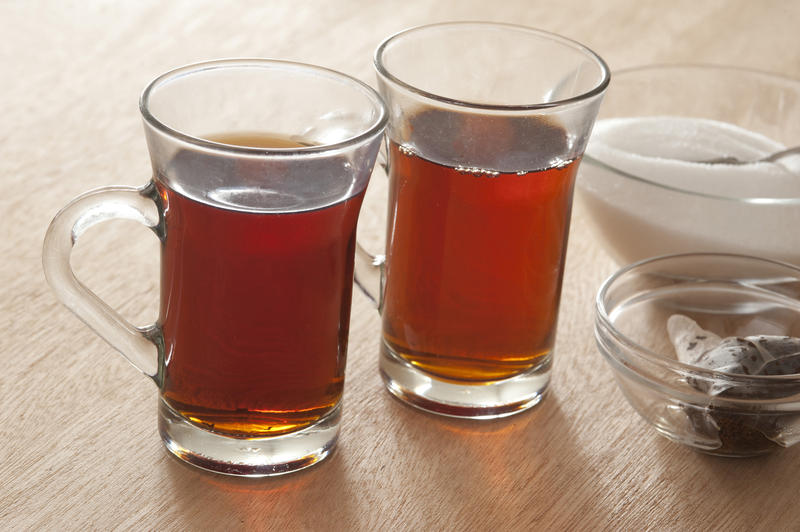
[595,253,800,457]
[576,65,800,266]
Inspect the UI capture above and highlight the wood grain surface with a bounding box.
[2,1,799,530]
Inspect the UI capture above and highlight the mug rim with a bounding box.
[374,21,611,112]
[139,58,388,156]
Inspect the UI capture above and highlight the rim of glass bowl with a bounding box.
[583,63,800,205]
[596,252,800,391]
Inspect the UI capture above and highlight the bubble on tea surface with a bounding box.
[398,144,417,157]
[455,166,500,177]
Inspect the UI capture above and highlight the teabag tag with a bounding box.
[667,314,800,395]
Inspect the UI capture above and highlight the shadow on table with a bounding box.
[156,391,609,529]
[646,428,800,527]
[360,391,609,528]
[159,445,359,529]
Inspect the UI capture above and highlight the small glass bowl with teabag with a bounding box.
[596,253,800,457]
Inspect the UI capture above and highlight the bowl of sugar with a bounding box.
[577,65,800,266]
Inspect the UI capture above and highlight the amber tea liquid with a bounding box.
[157,133,363,437]
[382,141,578,383]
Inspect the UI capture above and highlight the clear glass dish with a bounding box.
[596,253,800,457]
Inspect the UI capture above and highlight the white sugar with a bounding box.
[577,116,800,265]
[586,116,799,198]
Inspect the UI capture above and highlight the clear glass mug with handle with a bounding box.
[355,23,610,418]
[43,59,387,476]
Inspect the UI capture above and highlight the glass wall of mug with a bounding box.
[43,59,387,476]
[356,23,610,418]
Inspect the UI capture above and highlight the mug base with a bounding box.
[158,398,339,477]
[379,341,551,419]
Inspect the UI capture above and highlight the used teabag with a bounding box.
[667,314,800,394]
[667,314,800,450]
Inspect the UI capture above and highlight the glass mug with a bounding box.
[356,23,610,418]
[43,59,387,476]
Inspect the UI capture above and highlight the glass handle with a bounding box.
[354,140,388,310]
[42,184,162,381]
[354,244,385,310]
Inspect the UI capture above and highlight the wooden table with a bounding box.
[3,1,799,529]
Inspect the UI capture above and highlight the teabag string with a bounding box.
[585,117,800,198]
[667,314,800,395]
